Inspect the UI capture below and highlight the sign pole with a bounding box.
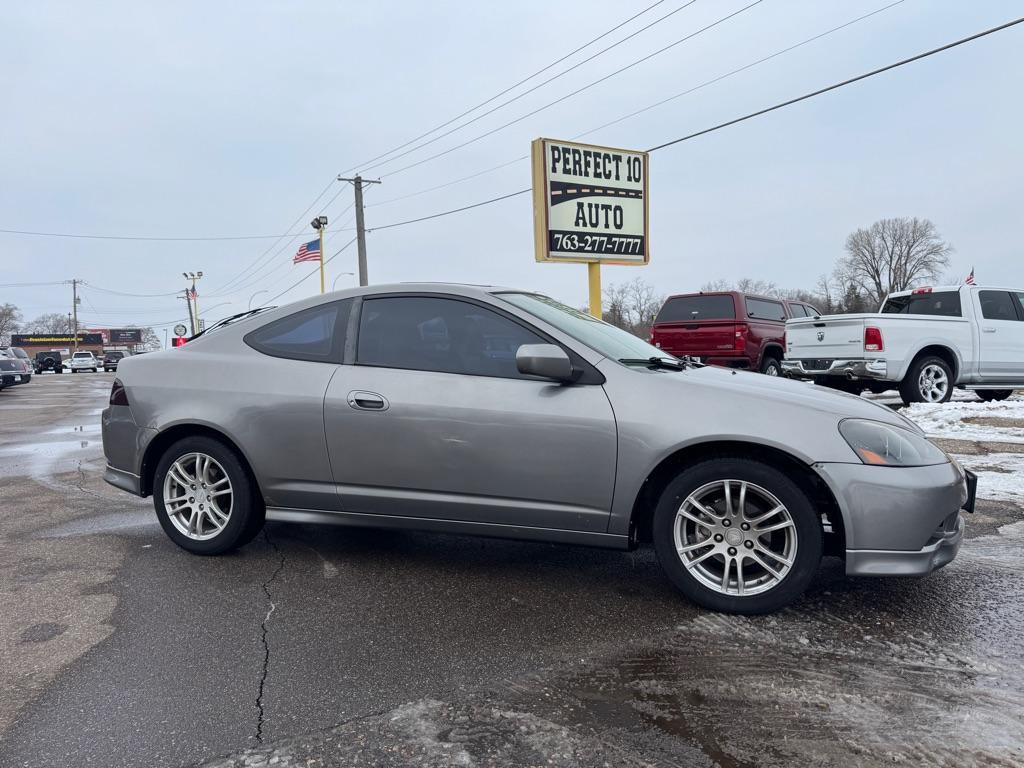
[587,263,601,318]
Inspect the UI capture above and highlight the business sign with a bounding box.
[12,333,104,346]
[109,328,142,344]
[531,137,649,265]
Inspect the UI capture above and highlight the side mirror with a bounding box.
[516,344,574,382]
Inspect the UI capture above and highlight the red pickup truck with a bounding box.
[649,291,819,376]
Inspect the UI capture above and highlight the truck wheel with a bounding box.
[900,355,953,405]
[652,457,822,614]
[759,356,782,376]
[977,389,1013,402]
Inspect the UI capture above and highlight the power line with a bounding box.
[357,1,698,175]
[647,14,1024,152]
[375,0,763,179]
[211,178,338,293]
[83,282,181,298]
[365,14,1024,232]
[368,0,904,210]
[340,0,672,174]
[368,190,531,232]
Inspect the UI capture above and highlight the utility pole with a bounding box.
[178,289,195,336]
[337,175,381,287]
[70,279,80,353]
[183,272,203,334]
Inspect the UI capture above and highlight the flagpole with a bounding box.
[319,226,326,294]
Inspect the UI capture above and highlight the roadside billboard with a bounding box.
[11,333,104,346]
[531,138,649,265]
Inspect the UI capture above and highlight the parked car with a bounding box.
[783,284,1024,404]
[102,284,973,614]
[4,347,33,384]
[103,350,128,372]
[34,351,67,374]
[650,291,820,376]
[69,351,99,372]
[0,350,27,389]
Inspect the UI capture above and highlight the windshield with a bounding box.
[73,352,92,358]
[497,292,672,363]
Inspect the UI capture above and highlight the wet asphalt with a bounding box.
[0,374,1022,767]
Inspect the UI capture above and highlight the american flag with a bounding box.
[186,287,198,299]
[965,267,975,285]
[294,239,321,264]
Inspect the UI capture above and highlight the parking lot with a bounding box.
[0,373,1022,767]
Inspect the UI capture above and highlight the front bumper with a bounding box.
[782,358,888,380]
[846,515,964,576]
[814,460,970,577]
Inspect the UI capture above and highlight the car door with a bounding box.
[976,289,1024,380]
[323,294,618,533]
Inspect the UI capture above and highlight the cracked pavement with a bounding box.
[1,374,1023,767]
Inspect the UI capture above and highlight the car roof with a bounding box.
[886,284,1024,297]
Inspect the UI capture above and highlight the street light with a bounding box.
[332,272,354,291]
[310,216,328,294]
[248,290,269,310]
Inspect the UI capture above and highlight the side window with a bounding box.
[245,299,350,362]
[788,303,807,317]
[803,304,821,317]
[1014,293,1024,319]
[979,290,1020,321]
[357,296,546,379]
[745,298,787,321]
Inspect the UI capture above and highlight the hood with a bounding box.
[668,365,920,431]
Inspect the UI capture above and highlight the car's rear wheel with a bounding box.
[652,458,822,614]
[900,355,953,405]
[760,356,782,377]
[977,389,1013,402]
[153,436,265,555]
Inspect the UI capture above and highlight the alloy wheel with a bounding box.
[673,479,797,596]
[162,452,233,540]
[918,364,949,402]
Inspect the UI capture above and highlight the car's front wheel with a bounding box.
[652,458,822,614]
[153,436,265,555]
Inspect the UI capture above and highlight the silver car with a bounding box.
[101,284,973,613]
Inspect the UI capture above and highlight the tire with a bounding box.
[759,356,782,377]
[899,355,953,405]
[92,367,97,373]
[652,457,822,614]
[977,389,1014,402]
[153,436,265,555]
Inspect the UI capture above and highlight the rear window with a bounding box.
[881,291,962,317]
[745,297,786,321]
[655,295,736,323]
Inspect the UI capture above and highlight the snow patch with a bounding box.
[900,395,1024,444]
[953,452,1024,505]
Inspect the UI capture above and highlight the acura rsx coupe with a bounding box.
[101,284,974,613]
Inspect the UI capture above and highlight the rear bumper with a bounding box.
[846,515,964,576]
[782,358,888,380]
[104,464,142,495]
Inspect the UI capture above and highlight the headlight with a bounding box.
[839,419,949,467]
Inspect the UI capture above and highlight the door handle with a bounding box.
[347,391,389,411]
[982,327,996,333]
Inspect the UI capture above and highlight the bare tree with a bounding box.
[21,312,73,334]
[836,217,952,305]
[600,277,664,338]
[0,303,21,346]
[139,327,162,351]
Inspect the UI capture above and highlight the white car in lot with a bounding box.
[69,351,100,373]
[783,284,1024,404]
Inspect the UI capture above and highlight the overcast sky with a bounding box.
[2,0,1022,335]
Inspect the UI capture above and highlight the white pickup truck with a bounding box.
[782,284,1024,405]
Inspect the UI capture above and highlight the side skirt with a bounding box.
[265,507,632,550]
